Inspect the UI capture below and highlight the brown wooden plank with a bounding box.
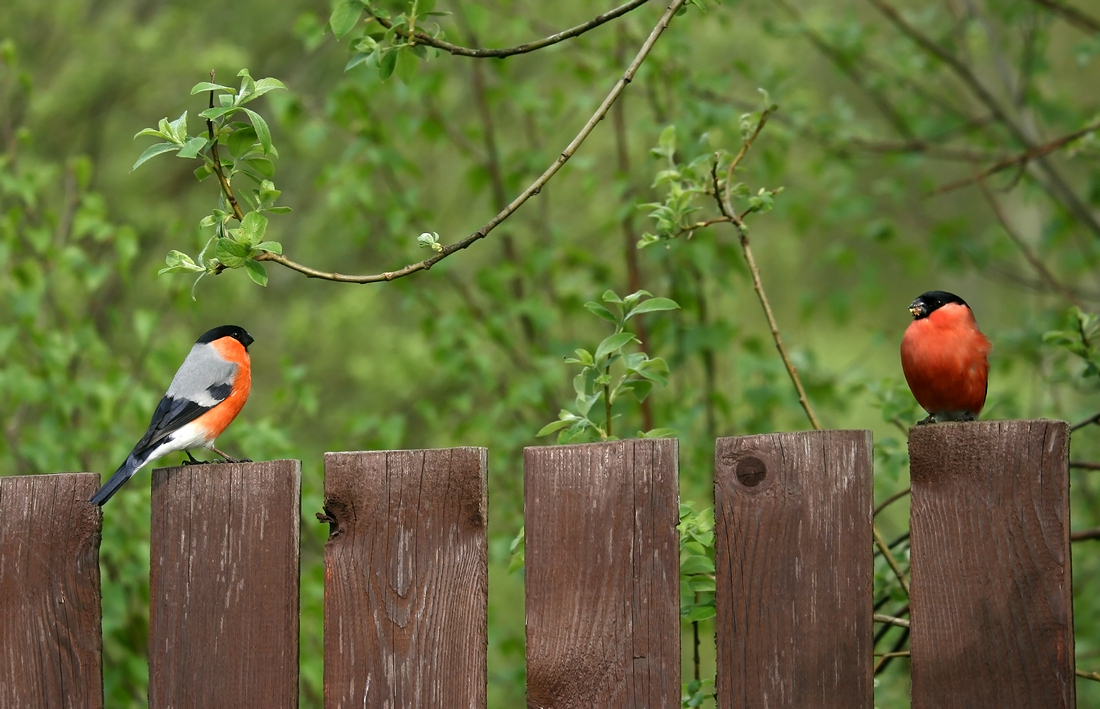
[322,448,488,708]
[148,460,301,709]
[524,439,680,708]
[0,473,103,709]
[909,420,1074,709]
[714,430,873,709]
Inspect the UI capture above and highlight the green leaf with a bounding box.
[193,164,214,182]
[228,126,258,158]
[330,0,362,39]
[237,211,268,246]
[395,48,419,83]
[134,126,168,140]
[378,48,398,80]
[537,418,575,437]
[584,301,618,324]
[625,296,680,319]
[158,249,204,275]
[190,81,234,95]
[167,111,189,143]
[176,136,208,159]
[594,332,637,362]
[244,158,276,178]
[684,604,716,622]
[244,259,268,286]
[236,77,287,105]
[601,289,623,304]
[132,143,180,171]
[214,238,250,268]
[255,240,282,254]
[681,555,715,575]
[643,427,678,438]
[262,206,293,215]
[200,106,240,121]
[242,108,274,154]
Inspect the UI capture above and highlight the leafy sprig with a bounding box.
[132,69,288,295]
[538,289,679,442]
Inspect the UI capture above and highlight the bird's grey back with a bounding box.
[166,343,239,406]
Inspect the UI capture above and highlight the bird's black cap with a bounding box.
[908,291,969,320]
[196,325,254,349]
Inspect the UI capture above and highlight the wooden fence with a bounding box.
[0,419,1075,708]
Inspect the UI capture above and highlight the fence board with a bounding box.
[322,448,488,709]
[0,473,103,709]
[909,419,1074,708]
[524,438,680,708]
[148,460,301,709]
[714,430,873,709]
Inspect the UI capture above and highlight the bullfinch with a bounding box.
[900,291,991,424]
[90,325,254,505]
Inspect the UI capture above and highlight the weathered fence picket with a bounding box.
[148,459,301,708]
[0,421,1082,707]
[322,448,488,709]
[523,438,681,708]
[714,430,874,709]
[0,473,103,709]
[909,420,1074,709]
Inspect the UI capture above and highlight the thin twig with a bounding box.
[975,175,1086,309]
[873,524,911,597]
[1071,461,1100,470]
[1072,527,1100,542]
[874,651,912,659]
[255,0,688,283]
[369,0,651,58]
[708,113,822,431]
[1078,668,1100,682]
[932,120,1100,195]
[1071,411,1100,432]
[874,487,911,517]
[874,613,911,629]
[867,0,1100,238]
[1029,0,1100,34]
[205,71,244,222]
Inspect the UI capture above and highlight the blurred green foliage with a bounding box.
[3,0,1100,706]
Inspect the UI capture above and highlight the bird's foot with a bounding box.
[182,451,203,466]
[916,415,936,425]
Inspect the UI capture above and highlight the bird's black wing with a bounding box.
[129,382,233,459]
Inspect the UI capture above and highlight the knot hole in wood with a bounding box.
[735,456,767,487]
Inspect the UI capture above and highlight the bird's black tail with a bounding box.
[90,456,139,506]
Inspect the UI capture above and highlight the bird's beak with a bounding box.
[908,301,923,318]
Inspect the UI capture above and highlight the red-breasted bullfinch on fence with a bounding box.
[900,291,992,425]
[89,325,254,506]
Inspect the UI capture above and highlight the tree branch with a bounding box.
[205,71,244,223]
[255,0,688,283]
[932,119,1100,195]
[867,0,1100,239]
[873,613,911,629]
[975,174,1087,308]
[1072,527,1100,541]
[369,0,652,58]
[1029,0,1100,34]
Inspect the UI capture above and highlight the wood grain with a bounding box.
[0,473,103,709]
[322,448,488,709]
[524,439,680,708]
[714,430,873,709]
[909,419,1074,708]
[148,460,301,709]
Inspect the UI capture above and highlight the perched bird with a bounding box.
[900,291,991,424]
[90,325,254,505]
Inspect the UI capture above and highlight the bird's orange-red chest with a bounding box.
[901,302,991,418]
[197,336,252,436]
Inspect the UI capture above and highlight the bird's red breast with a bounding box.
[194,336,252,439]
[901,302,991,419]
